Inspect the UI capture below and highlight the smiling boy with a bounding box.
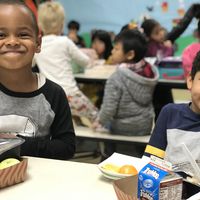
[0,0,75,160]
[144,51,200,164]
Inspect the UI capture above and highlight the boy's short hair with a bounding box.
[141,19,160,38]
[67,20,80,31]
[0,0,39,36]
[38,1,65,35]
[191,51,200,79]
[114,29,147,63]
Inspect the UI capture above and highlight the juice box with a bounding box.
[138,156,183,200]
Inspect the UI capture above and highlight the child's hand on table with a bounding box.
[92,119,109,133]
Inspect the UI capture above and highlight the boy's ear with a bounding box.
[186,74,193,90]
[35,34,42,53]
[126,50,135,61]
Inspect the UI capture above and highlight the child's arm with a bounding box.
[144,105,169,159]
[67,38,90,67]
[167,4,200,43]
[20,87,75,160]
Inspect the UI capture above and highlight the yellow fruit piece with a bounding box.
[0,158,20,170]
[102,163,120,173]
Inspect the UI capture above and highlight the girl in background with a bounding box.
[141,4,200,59]
[141,19,174,58]
[82,30,113,107]
[182,20,200,78]
[91,30,113,61]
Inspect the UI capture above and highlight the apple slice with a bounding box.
[0,158,20,170]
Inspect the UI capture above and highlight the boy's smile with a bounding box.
[0,4,41,70]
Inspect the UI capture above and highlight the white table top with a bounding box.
[75,70,186,84]
[1,157,117,200]
[75,126,150,144]
[76,64,116,80]
[74,64,186,87]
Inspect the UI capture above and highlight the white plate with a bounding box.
[100,172,121,180]
[99,166,132,180]
[98,153,149,180]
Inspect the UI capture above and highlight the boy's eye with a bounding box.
[18,33,31,38]
[0,33,6,39]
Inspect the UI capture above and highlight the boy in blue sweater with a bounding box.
[144,51,200,164]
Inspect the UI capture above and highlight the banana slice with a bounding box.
[102,163,120,173]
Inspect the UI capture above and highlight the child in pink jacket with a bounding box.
[182,20,200,77]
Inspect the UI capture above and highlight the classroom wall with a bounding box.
[58,0,199,35]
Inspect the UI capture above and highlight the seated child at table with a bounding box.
[141,4,200,59]
[80,30,113,107]
[91,29,113,62]
[182,20,200,78]
[35,1,98,126]
[93,29,159,135]
[144,50,200,164]
[0,0,75,160]
[141,19,174,58]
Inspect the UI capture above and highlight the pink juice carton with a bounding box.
[138,156,183,200]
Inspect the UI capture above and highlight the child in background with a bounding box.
[182,20,200,78]
[93,29,159,135]
[0,0,75,160]
[144,51,200,165]
[35,1,98,126]
[81,30,113,107]
[67,20,86,48]
[141,19,174,58]
[141,4,200,58]
[141,19,175,122]
[91,29,113,61]
[151,4,200,121]
[92,29,159,158]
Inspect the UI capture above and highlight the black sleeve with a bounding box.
[20,83,75,160]
[166,4,199,43]
[143,105,169,158]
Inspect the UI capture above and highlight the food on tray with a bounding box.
[0,158,20,170]
[102,163,120,173]
[102,163,138,175]
[119,164,138,175]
